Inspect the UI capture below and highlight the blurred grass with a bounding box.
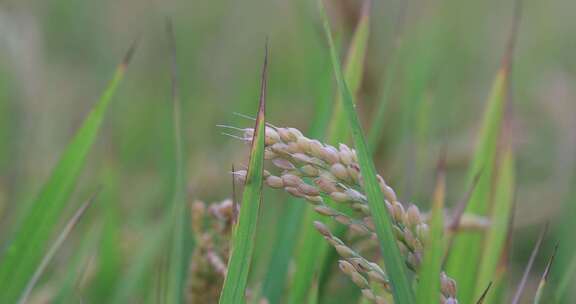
[18,191,98,303]
[163,19,191,304]
[552,171,576,303]
[0,0,574,302]
[474,115,515,303]
[87,167,121,302]
[0,46,132,302]
[445,33,513,303]
[111,217,173,303]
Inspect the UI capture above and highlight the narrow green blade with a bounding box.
[261,49,332,304]
[511,226,547,304]
[287,3,371,302]
[307,278,320,304]
[0,44,135,303]
[287,210,331,304]
[17,192,98,303]
[555,250,576,302]
[218,43,268,304]
[446,4,520,301]
[52,224,102,302]
[474,118,515,297]
[367,3,406,152]
[326,0,371,143]
[87,167,121,301]
[416,156,445,304]
[534,244,558,304]
[445,64,508,304]
[552,163,576,303]
[18,194,96,303]
[164,19,190,304]
[319,0,415,302]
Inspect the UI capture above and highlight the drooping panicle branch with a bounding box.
[232,124,459,303]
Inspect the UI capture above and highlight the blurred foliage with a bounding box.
[0,0,574,302]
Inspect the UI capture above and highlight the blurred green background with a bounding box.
[0,0,574,302]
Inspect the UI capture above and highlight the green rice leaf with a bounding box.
[218,42,268,304]
[555,251,576,302]
[319,0,415,302]
[260,199,306,303]
[445,66,508,304]
[307,278,320,304]
[87,167,121,301]
[0,43,135,303]
[478,202,515,304]
[367,3,406,152]
[164,19,191,304]
[552,164,576,303]
[416,156,445,304]
[287,3,371,302]
[287,210,331,304]
[326,0,370,145]
[261,53,332,304]
[474,119,515,297]
[18,191,98,303]
[445,47,512,304]
[52,224,102,302]
[446,4,520,301]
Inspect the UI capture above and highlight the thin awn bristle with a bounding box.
[232,112,278,129]
[220,132,249,141]
[232,111,255,120]
[216,124,249,132]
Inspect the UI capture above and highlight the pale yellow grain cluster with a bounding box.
[235,125,458,303]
